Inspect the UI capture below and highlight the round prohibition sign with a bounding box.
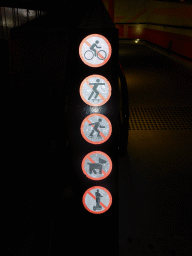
[82,186,112,214]
[82,151,112,180]
[80,114,112,144]
[79,74,111,106]
[79,34,112,67]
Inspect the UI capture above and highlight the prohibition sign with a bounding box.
[79,34,112,67]
[79,74,111,107]
[82,151,112,180]
[80,114,112,144]
[82,186,112,214]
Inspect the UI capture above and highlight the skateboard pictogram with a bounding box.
[79,34,112,67]
[80,114,112,144]
[81,151,112,180]
[79,74,111,106]
[82,186,112,214]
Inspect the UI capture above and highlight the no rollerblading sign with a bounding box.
[79,34,112,67]
[80,114,112,144]
[79,74,111,106]
[82,186,112,214]
[82,151,112,180]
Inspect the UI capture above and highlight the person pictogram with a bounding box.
[90,40,101,57]
[87,158,107,174]
[88,118,105,138]
[88,79,105,101]
[93,189,103,211]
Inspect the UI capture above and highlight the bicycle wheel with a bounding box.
[97,50,107,60]
[84,50,94,60]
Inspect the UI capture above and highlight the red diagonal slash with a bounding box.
[87,156,106,176]
[88,191,107,209]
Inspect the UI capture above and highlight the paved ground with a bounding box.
[118,40,192,256]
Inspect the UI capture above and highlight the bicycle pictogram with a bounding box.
[79,34,112,67]
[84,40,107,60]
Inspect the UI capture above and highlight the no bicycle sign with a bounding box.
[79,34,112,67]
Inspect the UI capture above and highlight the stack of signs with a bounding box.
[79,34,113,214]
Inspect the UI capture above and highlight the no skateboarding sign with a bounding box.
[82,151,112,180]
[79,74,111,106]
[79,34,112,67]
[82,186,112,214]
[80,114,112,144]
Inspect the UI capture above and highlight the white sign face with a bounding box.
[79,74,111,106]
[80,114,112,145]
[79,34,112,67]
[82,186,112,214]
[81,151,112,180]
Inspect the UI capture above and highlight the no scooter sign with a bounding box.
[82,186,112,214]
